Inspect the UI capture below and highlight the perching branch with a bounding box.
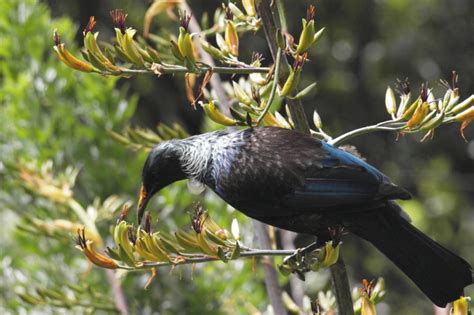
[116,64,270,76]
[120,248,296,270]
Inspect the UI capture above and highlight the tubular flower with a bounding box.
[76,228,118,269]
[53,31,94,73]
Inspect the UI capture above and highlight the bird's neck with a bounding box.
[177,129,242,183]
[178,133,219,181]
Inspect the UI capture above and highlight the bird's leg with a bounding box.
[281,227,345,279]
[282,236,327,265]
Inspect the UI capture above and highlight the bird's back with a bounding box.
[202,127,409,221]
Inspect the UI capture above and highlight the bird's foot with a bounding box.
[282,241,322,265]
[280,241,326,280]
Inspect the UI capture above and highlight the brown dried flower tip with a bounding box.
[328,225,344,247]
[110,9,128,34]
[83,16,97,36]
[306,5,317,21]
[191,205,206,233]
[285,32,295,48]
[395,78,410,96]
[127,226,137,245]
[360,279,375,298]
[420,83,429,102]
[224,4,233,20]
[75,227,87,249]
[292,52,308,70]
[451,70,459,90]
[144,212,152,234]
[53,31,61,46]
[441,70,459,91]
[251,87,261,104]
[116,204,130,225]
[179,10,192,32]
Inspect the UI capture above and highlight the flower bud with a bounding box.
[397,92,411,118]
[83,31,119,72]
[228,3,245,20]
[177,27,196,62]
[242,0,256,17]
[262,111,286,127]
[427,90,437,111]
[201,39,226,61]
[406,101,429,128]
[274,112,292,129]
[295,19,316,54]
[361,295,377,315]
[201,100,239,126]
[196,230,218,256]
[231,218,240,240]
[225,21,239,56]
[280,67,302,97]
[313,109,323,129]
[454,106,474,122]
[122,29,145,65]
[446,88,460,112]
[175,230,200,253]
[419,111,445,132]
[76,228,118,269]
[385,86,397,115]
[451,95,474,114]
[451,296,470,315]
[319,241,340,267]
[215,33,230,54]
[170,39,184,61]
[54,41,94,73]
[291,82,318,100]
[232,81,252,105]
[144,0,181,38]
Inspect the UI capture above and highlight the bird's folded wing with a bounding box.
[282,165,385,210]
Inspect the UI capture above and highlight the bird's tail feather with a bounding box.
[348,202,472,307]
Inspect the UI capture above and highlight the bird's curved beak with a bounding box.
[137,184,150,225]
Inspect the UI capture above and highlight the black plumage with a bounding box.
[137,126,472,306]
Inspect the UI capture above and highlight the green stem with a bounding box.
[275,0,288,32]
[255,0,311,134]
[256,49,282,125]
[115,65,270,76]
[118,248,297,270]
[329,122,405,146]
[330,254,355,315]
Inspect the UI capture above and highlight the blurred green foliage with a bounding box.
[1,0,473,314]
[0,2,267,314]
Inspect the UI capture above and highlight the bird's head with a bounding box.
[137,141,186,224]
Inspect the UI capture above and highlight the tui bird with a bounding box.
[137,126,472,307]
